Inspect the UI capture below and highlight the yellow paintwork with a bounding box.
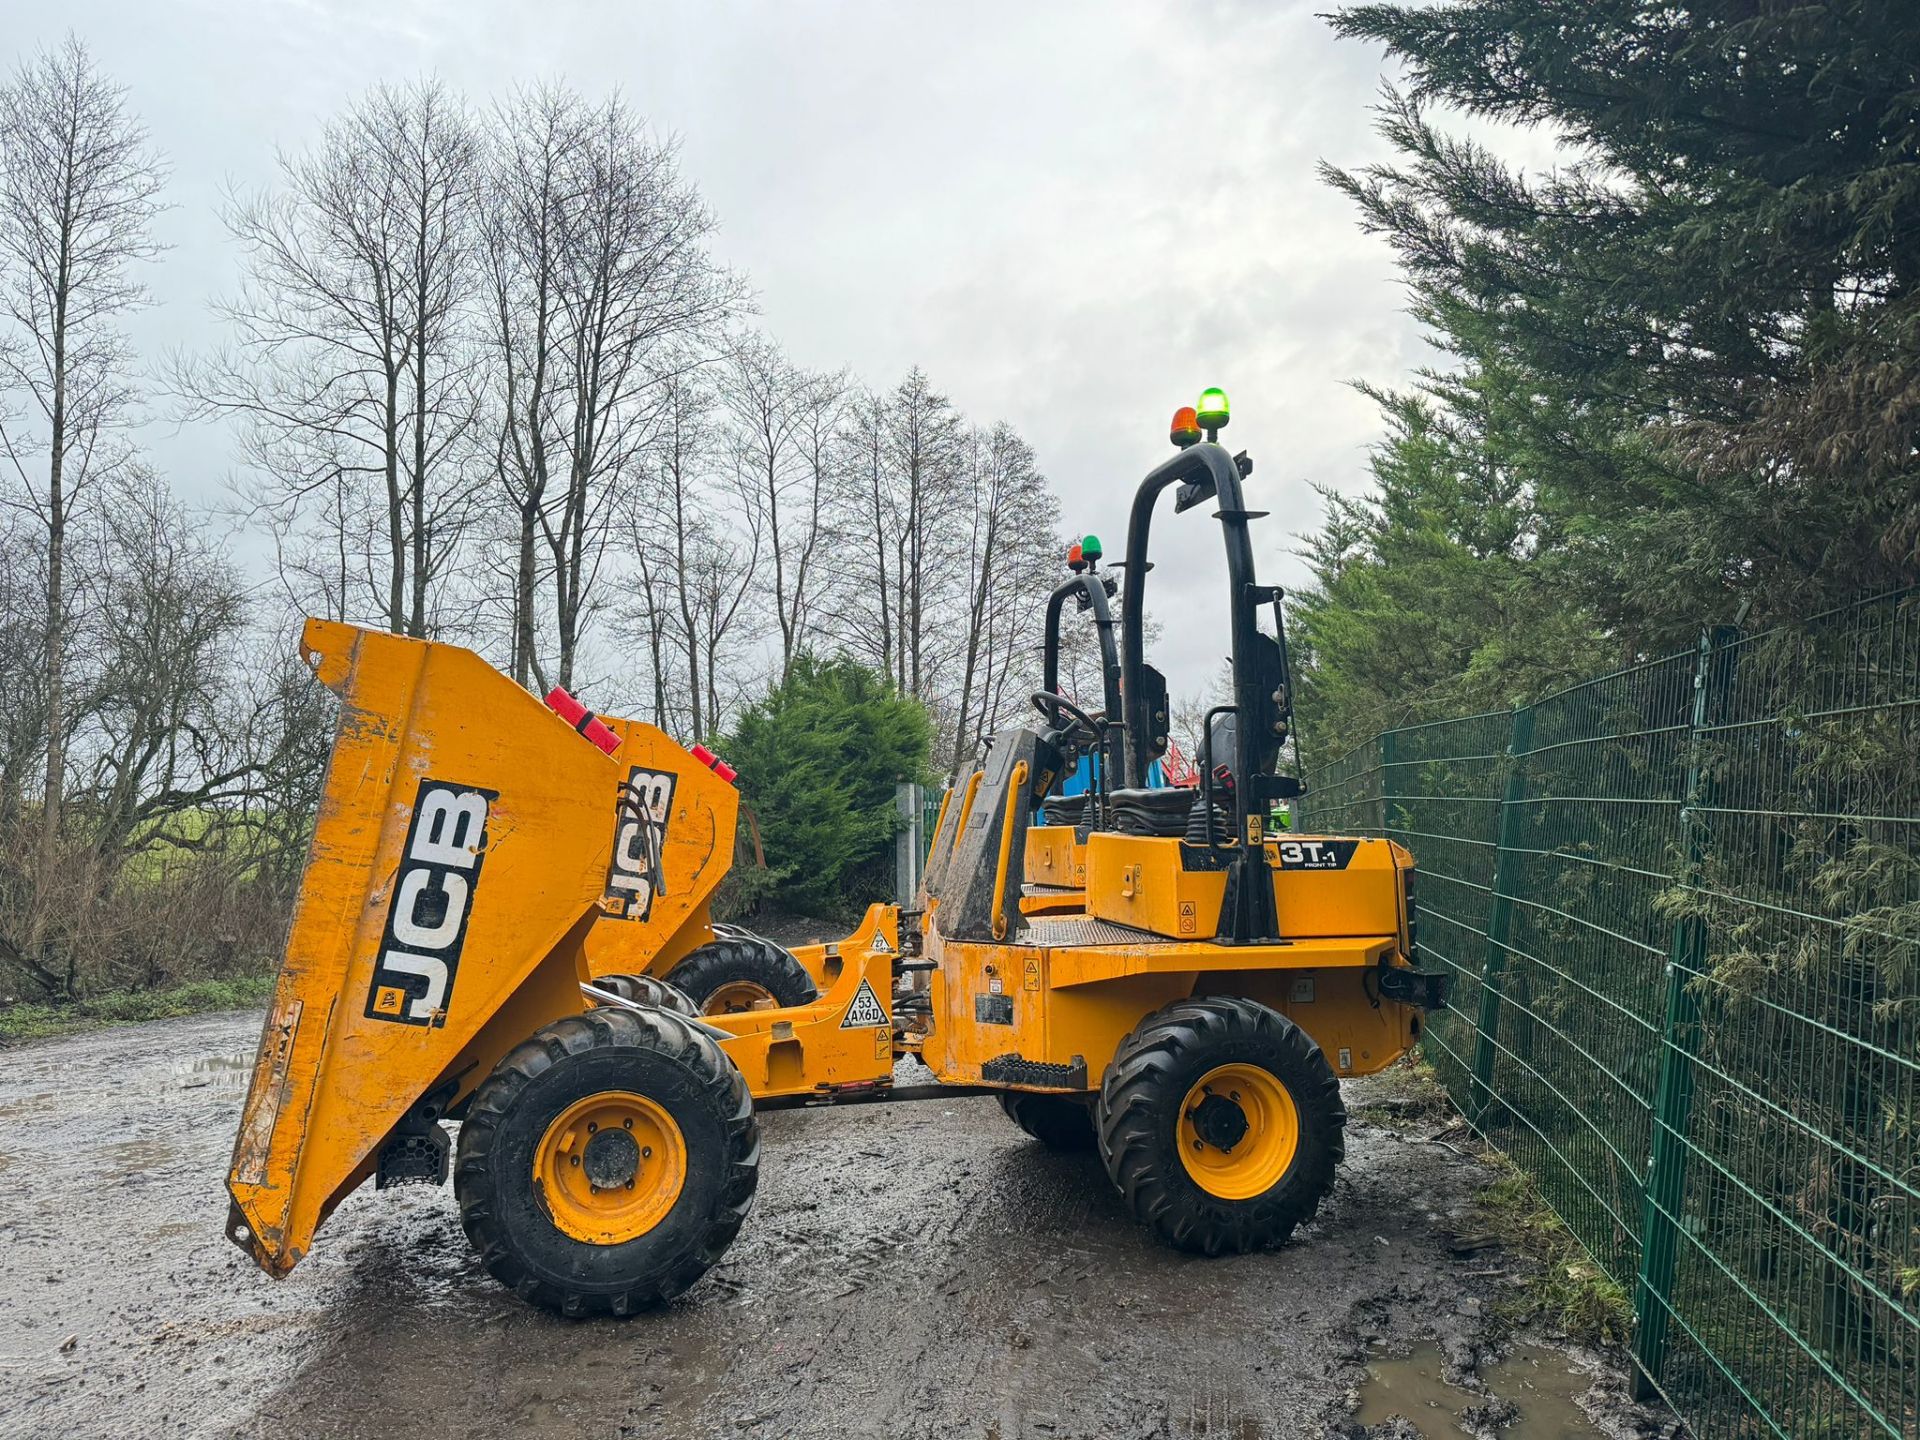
[1083,833,1229,939]
[229,621,1425,1287]
[921,932,1416,1090]
[707,944,898,1097]
[1273,839,1408,940]
[226,621,737,1278]
[534,1091,686,1243]
[579,714,738,981]
[991,762,1030,940]
[1083,832,1409,943]
[1178,1063,1298,1200]
[1018,886,1085,916]
[1023,824,1086,890]
[784,903,902,992]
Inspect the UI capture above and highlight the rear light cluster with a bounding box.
[544,687,620,756]
[543,687,737,785]
[689,743,738,785]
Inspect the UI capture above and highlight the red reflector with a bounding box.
[581,717,620,756]
[545,686,621,756]
[688,742,737,785]
[545,686,587,726]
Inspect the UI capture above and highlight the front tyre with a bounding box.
[666,936,818,1015]
[1097,996,1344,1256]
[455,1007,758,1316]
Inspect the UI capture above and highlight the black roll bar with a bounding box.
[1118,439,1280,942]
[1041,570,1124,801]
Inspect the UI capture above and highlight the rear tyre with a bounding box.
[666,936,817,1015]
[455,1007,758,1316]
[1097,996,1344,1256]
[590,972,700,1017]
[998,1091,1097,1151]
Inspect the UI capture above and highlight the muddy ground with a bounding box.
[0,1009,1673,1439]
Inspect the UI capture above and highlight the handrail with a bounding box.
[990,761,1029,940]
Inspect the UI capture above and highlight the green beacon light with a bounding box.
[1196,386,1230,438]
[1081,533,1103,566]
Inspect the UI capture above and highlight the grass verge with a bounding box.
[1360,1057,1634,1349]
[1472,1159,1634,1347]
[0,974,274,1044]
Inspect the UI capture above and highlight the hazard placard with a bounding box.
[1022,957,1040,992]
[839,979,888,1029]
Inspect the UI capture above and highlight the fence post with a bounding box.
[1468,703,1534,1125]
[894,781,923,902]
[1631,625,1734,1400]
[1379,728,1399,836]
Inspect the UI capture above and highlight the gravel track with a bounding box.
[0,1009,1662,1439]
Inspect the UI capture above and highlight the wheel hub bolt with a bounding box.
[582,1126,641,1189]
[1190,1092,1251,1152]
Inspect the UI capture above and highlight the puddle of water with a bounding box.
[1354,1342,1597,1437]
[168,1052,256,1089]
[110,1137,178,1171]
[191,1052,254,1072]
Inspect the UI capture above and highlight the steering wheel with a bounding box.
[1031,690,1100,747]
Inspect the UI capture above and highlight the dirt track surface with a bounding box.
[0,1010,1656,1439]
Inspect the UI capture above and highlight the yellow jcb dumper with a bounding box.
[227,387,1447,1316]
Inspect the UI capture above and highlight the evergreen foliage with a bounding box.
[722,654,934,916]
[1298,2,1920,747]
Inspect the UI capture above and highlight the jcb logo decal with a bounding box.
[367,780,496,1026]
[606,767,677,920]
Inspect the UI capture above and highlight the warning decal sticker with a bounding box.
[867,931,893,954]
[839,979,888,1029]
[1274,838,1360,871]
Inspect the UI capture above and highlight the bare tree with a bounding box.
[883,368,964,700]
[482,84,745,690]
[177,77,480,638]
[0,35,165,892]
[719,334,846,680]
[946,423,1057,777]
[831,387,895,680]
[823,370,965,699]
[629,368,764,740]
[785,362,849,673]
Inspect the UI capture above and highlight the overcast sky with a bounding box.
[27,0,1505,704]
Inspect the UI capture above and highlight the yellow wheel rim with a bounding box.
[1177,1062,1299,1201]
[533,1091,686,1244]
[704,980,776,1015]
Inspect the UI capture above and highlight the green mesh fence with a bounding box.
[1297,591,1919,1438]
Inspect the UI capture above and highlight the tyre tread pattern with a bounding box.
[665,936,817,1011]
[454,1006,757,1316]
[1097,995,1346,1256]
[590,972,700,1016]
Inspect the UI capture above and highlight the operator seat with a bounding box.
[1107,786,1197,838]
[1039,792,1089,826]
